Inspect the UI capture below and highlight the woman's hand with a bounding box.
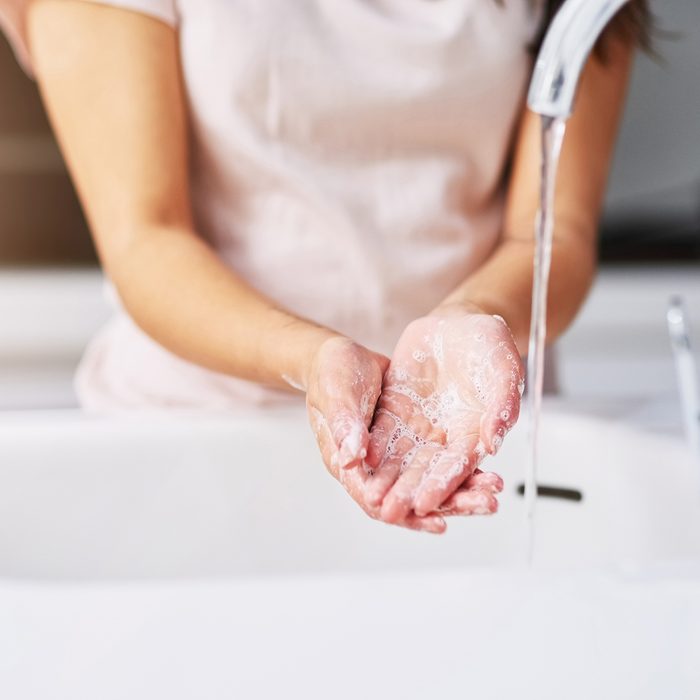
[305,337,438,532]
[306,336,389,472]
[305,336,502,534]
[364,307,524,523]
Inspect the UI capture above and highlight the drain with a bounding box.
[515,484,583,502]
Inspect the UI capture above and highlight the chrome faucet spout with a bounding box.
[527,0,633,118]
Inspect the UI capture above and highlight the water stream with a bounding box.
[524,115,567,563]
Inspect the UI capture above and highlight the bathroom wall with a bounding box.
[605,0,700,221]
[0,0,698,265]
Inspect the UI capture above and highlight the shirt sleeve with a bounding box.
[0,0,178,76]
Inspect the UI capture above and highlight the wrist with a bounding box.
[258,307,341,392]
[287,325,343,393]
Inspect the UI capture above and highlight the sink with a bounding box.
[1,402,699,699]
[0,401,698,578]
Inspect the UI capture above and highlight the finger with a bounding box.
[364,455,403,507]
[464,468,504,495]
[380,445,441,524]
[413,436,479,517]
[336,420,369,470]
[436,486,499,516]
[341,464,445,534]
[338,372,387,469]
[480,412,508,457]
[308,406,339,476]
[403,512,447,535]
[364,432,416,503]
[326,411,368,469]
[365,408,396,469]
[364,430,419,505]
[416,470,502,516]
[481,350,524,454]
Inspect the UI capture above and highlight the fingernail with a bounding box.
[491,434,503,454]
[475,495,499,515]
[424,516,446,534]
[488,474,505,494]
[489,424,506,454]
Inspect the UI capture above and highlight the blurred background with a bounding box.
[0,0,698,410]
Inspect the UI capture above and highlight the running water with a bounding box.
[524,115,567,562]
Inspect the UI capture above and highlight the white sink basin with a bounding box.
[1,403,699,699]
[0,401,698,578]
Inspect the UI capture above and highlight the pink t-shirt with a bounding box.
[1,0,543,411]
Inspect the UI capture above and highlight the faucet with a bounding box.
[527,0,633,118]
[668,298,700,464]
[520,0,639,533]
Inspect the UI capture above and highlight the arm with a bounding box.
[437,36,636,351]
[27,0,336,391]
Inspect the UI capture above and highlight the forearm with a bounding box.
[435,235,597,352]
[107,223,339,390]
[26,6,336,390]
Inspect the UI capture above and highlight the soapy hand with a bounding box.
[306,336,388,473]
[364,308,524,523]
[306,336,504,533]
[306,336,439,532]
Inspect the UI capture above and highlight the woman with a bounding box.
[0,0,649,533]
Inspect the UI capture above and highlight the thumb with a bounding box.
[330,380,385,470]
[319,350,389,470]
[334,415,370,470]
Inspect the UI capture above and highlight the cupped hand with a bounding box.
[306,336,388,472]
[364,309,524,524]
[305,336,504,534]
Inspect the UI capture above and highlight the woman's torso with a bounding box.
[72,0,544,410]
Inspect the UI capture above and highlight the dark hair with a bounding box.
[532,1,653,58]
